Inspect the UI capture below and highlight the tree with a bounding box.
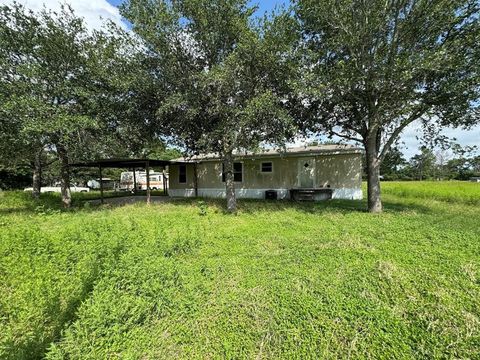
[410,146,436,180]
[442,143,479,179]
[121,0,297,212]
[0,4,139,206]
[294,0,480,212]
[380,146,407,179]
[0,4,45,197]
[141,139,182,160]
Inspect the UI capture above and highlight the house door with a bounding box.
[298,158,315,188]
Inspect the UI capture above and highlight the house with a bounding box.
[168,145,363,200]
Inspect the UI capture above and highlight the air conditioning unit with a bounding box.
[265,190,277,200]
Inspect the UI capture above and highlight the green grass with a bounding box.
[0,182,479,359]
[380,181,480,206]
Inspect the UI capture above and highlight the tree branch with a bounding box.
[379,109,425,162]
[329,129,363,143]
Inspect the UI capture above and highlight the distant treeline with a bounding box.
[364,146,480,181]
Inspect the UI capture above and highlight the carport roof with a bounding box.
[70,158,182,168]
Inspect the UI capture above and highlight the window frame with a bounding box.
[221,161,243,183]
[260,161,273,174]
[178,164,187,184]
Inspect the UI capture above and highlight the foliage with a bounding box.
[378,145,480,181]
[0,165,31,190]
[294,0,480,212]
[409,146,437,180]
[0,3,146,204]
[0,182,479,358]
[141,138,182,160]
[120,0,298,211]
[379,146,407,179]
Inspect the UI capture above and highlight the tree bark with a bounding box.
[32,148,42,200]
[365,136,383,213]
[224,150,237,213]
[56,143,72,208]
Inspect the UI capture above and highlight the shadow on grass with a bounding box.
[0,190,435,217]
[156,196,434,215]
[0,191,168,216]
[232,198,434,215]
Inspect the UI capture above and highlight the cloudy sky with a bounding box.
[0,0,127,29]
[2,0,478,159]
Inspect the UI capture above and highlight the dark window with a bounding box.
[178,164,187,183]
[222,162,243,182]
[261,162,273,173]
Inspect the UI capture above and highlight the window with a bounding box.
[261,162,273,173]
[178,164,187,183]
[222,162,243,182]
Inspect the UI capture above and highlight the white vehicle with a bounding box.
[119,171,142,191]
[24,185,90,193]
[120,171,167,191]
[87,178,115,190]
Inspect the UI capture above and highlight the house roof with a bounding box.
[70,158,185,168]
[171,144,363,162]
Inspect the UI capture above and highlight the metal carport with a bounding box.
[70,159,175,204]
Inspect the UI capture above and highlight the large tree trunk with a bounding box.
[56,143,72,208]
[32,148,42,200]
[224,150,237,213]
[365,136,383,213]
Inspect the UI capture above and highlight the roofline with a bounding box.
[172,148,364,163]
[70,158,188,168]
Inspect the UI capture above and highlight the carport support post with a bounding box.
[194,162,198,197]
[99,165,104,204]
[146,161,151,204]
[162,169,167,195]
[132,167,137,193]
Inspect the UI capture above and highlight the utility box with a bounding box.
[265,190,278,200]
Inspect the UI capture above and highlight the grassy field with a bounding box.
[0,181,479,359]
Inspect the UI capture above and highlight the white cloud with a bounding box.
[0,0,126,31]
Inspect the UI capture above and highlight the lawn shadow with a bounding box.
[231,198,434,215]
[0,192,171,216]
[159,196,435,215]
[0,191,435,217]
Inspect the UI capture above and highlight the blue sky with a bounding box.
[106,0,290,13]
[105,0,291,27]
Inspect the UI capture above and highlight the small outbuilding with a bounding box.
[168,145,363,201]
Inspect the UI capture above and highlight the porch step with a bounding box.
[290,188,333,201]
[295,190,315,201]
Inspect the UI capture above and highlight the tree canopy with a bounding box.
[121,0,298,211]
[294,0,480,211]
[0,4,148,204]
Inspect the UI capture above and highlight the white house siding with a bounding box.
[168,151,363,200]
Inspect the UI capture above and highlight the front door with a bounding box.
[298,158,315,188]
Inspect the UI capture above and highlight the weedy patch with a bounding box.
[197,200,208,216]
[377,260,397,282]
[34,204,62,216]
[462,263,477,283]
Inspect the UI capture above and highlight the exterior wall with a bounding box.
[169,163,196,190]
[168,152,363,200]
